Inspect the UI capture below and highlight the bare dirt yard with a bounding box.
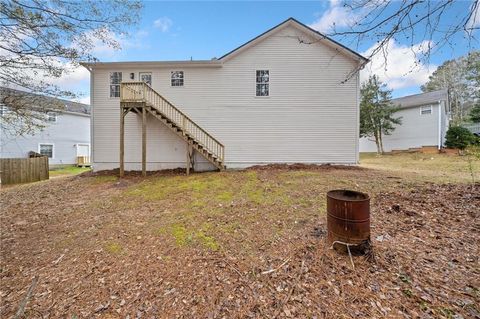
[1,154,479,318]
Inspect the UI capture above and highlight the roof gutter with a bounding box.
[80,60,223,69]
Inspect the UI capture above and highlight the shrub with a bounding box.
[445,126,476,150]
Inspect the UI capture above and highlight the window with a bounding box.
[110,72,122,97]
[171,71,184,87]
[0,105,8,116]
[420,105,432,115]
[39,144,54,158]
[47,111,57,122]
[256,70,269,97]
[139,72,152,86]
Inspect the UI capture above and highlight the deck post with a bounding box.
[186,144,194,175]
[142,104,147,177]
[120,106,125,177]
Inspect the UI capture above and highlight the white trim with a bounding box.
[89,67,95,164]
[355,71,360,163]
[437,102,442,149]
[38,143,54,159]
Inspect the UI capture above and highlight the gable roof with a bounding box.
[219,17,368,63]
[81,17,367,69]
[392,90,448,109]
[0,87,91,115]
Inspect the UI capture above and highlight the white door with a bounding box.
[76,144,90,157]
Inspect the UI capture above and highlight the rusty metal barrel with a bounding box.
[327,189,370,247]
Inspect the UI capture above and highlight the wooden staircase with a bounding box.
[119,82,225,176]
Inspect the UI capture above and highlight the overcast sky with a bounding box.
[66,0,479,104]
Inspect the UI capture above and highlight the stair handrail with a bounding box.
[120,82,224,163]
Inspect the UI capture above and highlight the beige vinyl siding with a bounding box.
[91,25,360,171]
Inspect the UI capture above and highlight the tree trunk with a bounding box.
[374,131,381,154]
[379,132,385,154]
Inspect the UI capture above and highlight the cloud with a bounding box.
[49,62,90,91]
[309,0,358,33]
[360,39,436,90]
[154,17,173,32]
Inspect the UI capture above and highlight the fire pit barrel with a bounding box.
[327,189,370,246]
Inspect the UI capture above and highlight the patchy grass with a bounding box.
[360,152,478,183]
[105,242,122,254]
[1,155,478,318]
[49,165,91,177]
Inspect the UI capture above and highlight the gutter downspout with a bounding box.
[81,64,94,169]
[437,100,442,150]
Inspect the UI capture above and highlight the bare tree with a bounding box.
[323,0,479,78]
[0,0,142,134]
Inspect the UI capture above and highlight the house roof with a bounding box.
[0,87,91,115]
[219,17,368,63]
[81,17,368,69]
[392,89,448,108]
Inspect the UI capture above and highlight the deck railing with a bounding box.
[120,82,224,163]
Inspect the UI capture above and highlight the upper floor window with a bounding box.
[47,111,57,122]
[171,71,184,87]
[420,105,432,115]
[110,72,122,97]
[139,72,152,86]
[0,105,8,116]
[39,143,54,158]
[256,70,269,97]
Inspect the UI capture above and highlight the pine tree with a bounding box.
[360,75,402,154]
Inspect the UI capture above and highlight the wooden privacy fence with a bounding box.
[0,157,49,185]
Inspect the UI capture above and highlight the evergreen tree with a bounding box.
[360,75,402,154]
[421,51,480,123]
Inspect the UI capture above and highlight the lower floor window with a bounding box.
[39,144,53,158]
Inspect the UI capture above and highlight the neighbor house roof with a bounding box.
[392,90,448,108]
[81,17,368,69]
[0,87,91,115]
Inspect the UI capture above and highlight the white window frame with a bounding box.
[255,70,270,97]
[46,111,57,122]
[0,105,8,116]
[420,105,432,115]
[170,71,184,87]
[38,143,54,159]
[139,72,152,86]
[109,72,122,98]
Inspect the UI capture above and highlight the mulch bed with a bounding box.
[0,175,479,318]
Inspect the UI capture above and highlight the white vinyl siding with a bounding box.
[90,25,360,171]
[1,112,90,165]
[360,103,443,152]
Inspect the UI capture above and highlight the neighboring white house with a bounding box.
[82,18,368,172]
[0,90,91,166]
[360,90,450,153]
